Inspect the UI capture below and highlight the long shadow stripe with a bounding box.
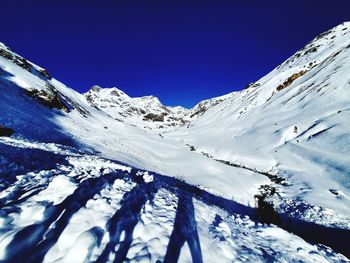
[3,171,127,263]
[164,192,203,263]
[96,179,158,263]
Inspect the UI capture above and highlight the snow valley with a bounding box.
[0,22,350,262]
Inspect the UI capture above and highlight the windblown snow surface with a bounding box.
[0,22,350,262]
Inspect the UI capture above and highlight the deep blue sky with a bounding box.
[1,1,350,108]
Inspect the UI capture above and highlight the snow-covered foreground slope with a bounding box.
[1,22,350,262]
[0,137,349,262]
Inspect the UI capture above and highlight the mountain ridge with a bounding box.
[79,22,350,132]
[83,84,231,131]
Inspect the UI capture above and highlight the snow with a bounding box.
[33,175,77,205]
[84,85,190,131]
[1,139,348,262]
[1,22,350,261]
[169,21,350,223]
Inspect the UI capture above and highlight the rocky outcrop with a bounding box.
[26,86,70,112]
[0,47,51,80]
[38,69,52,80]
[276,70,307,91]
[0,126,14,137]
[143,113,165,122]
[83,85,232,131]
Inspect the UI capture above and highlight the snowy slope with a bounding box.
[169,22,350,221]
[1,22,350,262]
[1,137,348,262]
[0,40,269,208]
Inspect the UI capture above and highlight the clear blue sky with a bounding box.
[1,0,350,108]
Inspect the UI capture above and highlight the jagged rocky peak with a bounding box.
[83,85,234,131]
[84,85,192,130]
[87,85,128,97]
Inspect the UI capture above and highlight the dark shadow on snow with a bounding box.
[0,143,71,207]
[278,212,350,259]
[0,66,78,147]
[153,173,255,218]
[147,171,350,260]
[3,172,125,263]
[164,191,203,263]
[0,143,70,184]
[1,154,350,261]
[96,177,158,263]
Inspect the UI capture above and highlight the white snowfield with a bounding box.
[0,22,350,262]
[169,21,350,217]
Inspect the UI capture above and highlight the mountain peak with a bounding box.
[83,84,235,131]
[88,85,126,95]
[89,85,102,92]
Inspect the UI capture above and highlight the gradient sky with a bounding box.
[1,0,350,108]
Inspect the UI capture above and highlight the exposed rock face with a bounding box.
[38,69,52,80]
[143,113,165,122]
[84,86,232,131]
[84,86,190,130]
[0,46,51,80]
[189,97,226,119]
[0,48,14,60]
[0,42,91,117]
[276,70,307,91]
[26,86,70,112]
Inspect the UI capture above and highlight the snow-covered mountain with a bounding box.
[1,22,350,262]
[83,85,229,131]
[84,85,189,130]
